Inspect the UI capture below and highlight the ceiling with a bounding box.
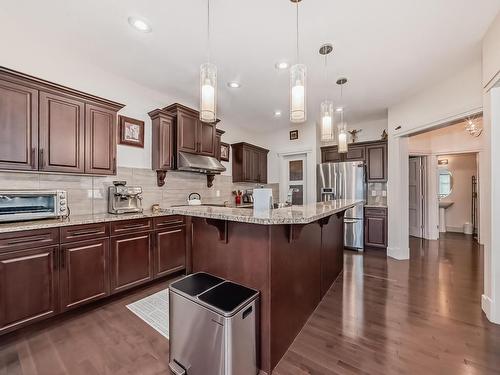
[2,0,499,132]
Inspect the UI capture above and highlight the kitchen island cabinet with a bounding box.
[164,199,360,373]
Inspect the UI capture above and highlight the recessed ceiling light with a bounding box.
[227,81,241,88]
[275,61,289,70]
[335,107,344,112]
[274,110,282,118]
[128,17,152,33]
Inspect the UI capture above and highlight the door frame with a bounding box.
[409,156,425,238]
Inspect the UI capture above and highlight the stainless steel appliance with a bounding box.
[0,190,68,222]
[317,161,365,250]
[169,272,259,375]
[108,181,143,214]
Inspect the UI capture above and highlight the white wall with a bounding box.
[387,58,484,260]
[483,12,500,90]
[319,116,388,147]
[437,154,477,232]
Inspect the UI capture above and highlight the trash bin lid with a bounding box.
[198,281,259,316]
[170,272,224,297]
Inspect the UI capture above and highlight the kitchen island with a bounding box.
[163,199,362,374]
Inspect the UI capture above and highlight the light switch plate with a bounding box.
[216,190,221,197]
[371,191,377,197]
[382,191,387,197]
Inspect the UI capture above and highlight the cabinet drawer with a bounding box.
[0,228,59,253]
[365,207,387,217]
[61,223,109,243]
[110,218,152,236]
[344,146,365,161]
[154,215,185,229]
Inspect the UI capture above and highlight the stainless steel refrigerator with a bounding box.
[317,161,365,250]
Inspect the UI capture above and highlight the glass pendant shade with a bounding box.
[337,121,348,153]
[320,101,334,141]
[200,62,217,123]
[290,64,306,123]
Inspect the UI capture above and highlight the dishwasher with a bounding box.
[169,272,259,375]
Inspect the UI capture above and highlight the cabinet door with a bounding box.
[0,246,58,334]
[110,233,153,294]
[85,103,116,175]
[154,225,186,278]
[344,145,365,161]
[252,150,260,182]
[0,79,39,170]
[321,147,342,163]
[258,151,268,183]
[364,215,387,248]
[243,148,254,182]
[60,239,109,311]
[198,121,216,156]
[152,115,174,170]
[39,91,85,173]
[366,143,387,182]
[177,111,198,154]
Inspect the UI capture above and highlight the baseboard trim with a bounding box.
[446,226,464,233]
[387,246,410,260]
[482,294,500,324]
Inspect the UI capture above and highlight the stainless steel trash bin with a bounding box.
[169,272,259,375]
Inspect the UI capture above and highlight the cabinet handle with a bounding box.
[31,148,36,169]
[170,155,174,168]
[61,250,66,268]
[156,221,184,228]
[113,157,117,173]
[70,229,102,236]
[118,223,148,230]
[39,148,45,169]
[7,235,47,245]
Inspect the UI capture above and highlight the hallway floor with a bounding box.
[274,233,500,374]
[1,234,499,374]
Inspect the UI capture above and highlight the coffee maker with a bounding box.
[108,181,144,214]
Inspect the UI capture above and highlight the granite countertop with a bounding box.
[0,210,174,234]
[162,199,363,225]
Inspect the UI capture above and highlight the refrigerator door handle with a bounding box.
[344,219,358,224]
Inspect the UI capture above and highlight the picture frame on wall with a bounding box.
[220,142,230,162]
[290,130,299,140]
[118,115,145,148]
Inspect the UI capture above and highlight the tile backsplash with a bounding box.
[366,182,387,206]
[0,168,279,216]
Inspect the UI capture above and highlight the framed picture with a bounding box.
[290,130,299,140]
[220,142,230,162]
[118,115,145,148]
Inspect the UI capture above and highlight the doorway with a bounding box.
[409,156,425,238]
[280,153,307,205]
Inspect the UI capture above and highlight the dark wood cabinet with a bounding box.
[39,91,85,173]
[154,225,186,278]
[215,129,225,161]
[364,207,388,249]
[232,142,269,183]
[84,104,117,175]
[110,232,153,294]
[321,140,387,182]
[163,103,217,158]
[60,238,109,311]
[149,109,175,170]
[0,67,124,176]
[366,143,387,182]
[0,246,59,334]
[0,79,39,171]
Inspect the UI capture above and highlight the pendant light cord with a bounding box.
[296,2,299,63]
[207,0,211,63]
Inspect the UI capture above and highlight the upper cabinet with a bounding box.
[232,142,269,183]
[149,109,175,171]
[163,103,217,158]
[0,67,124,175]
[321,140,387,182]
[215,129,225,161]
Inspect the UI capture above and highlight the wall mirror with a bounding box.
[438,169,453,198]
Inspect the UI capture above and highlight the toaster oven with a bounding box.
[0,190,69,222]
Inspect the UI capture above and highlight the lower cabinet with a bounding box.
[0,246,59,334]
[110,232,154,294]
[364,207,388,249]
[60,238,109,311]
[155,225,186,278]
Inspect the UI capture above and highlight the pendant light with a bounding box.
[336,78,348,153]
[290,0,306,123]
[319,43,334,142]
[200,0,217,123]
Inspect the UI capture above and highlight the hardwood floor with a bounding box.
[274,233,500,375]
[1,234,499,374]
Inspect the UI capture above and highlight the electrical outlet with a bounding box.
[382,191,387,197]
[371,190,377,197]
[216,190,220,197]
